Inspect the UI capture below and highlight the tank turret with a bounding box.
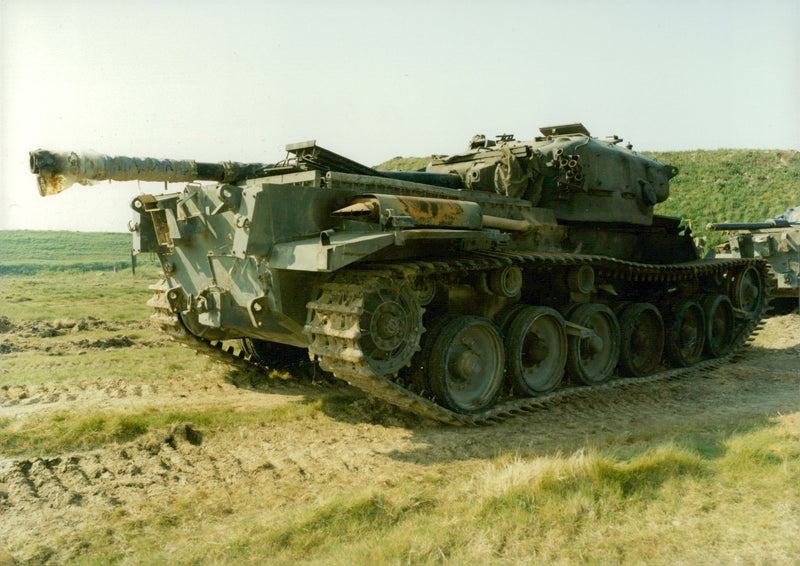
[424,123,678,226]
[30,125,773,424]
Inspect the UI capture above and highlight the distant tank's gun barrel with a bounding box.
[30,150,275,197]
[706,219,796,231]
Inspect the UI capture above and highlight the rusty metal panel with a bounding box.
[333,194,483,229]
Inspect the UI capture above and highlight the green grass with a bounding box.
[0,230,147,274]
[649,149,800,246]
[0,229,161,320]
[0,340,201,387]
[0,269,158,321]
[0,411,151,454]
[0,402,324,457]
[265,494,414,554]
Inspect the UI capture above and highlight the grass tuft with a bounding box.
[268,494,402,552]
[0,411,151,455]
[0,402,324,457]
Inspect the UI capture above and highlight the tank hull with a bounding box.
[135,172,770,423]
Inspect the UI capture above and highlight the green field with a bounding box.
[0,231,138,275]
[0,230,161,319]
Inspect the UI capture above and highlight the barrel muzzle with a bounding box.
[30,150,75,196]
[29,149,277,197]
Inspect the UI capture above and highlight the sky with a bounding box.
[1,0,798,232]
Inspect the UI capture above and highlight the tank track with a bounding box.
[149,253,773,426]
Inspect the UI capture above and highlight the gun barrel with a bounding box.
[706,220,792,231]
[378,170,464,189]
[30,150,274,197]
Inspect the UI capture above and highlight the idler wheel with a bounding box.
[703,294,735,358]
[617,302,664,377]
[505,306,567,395]
[359,280,424,375]
[566,303,620,386]
[427,316,505,414]
[665,300,706,367]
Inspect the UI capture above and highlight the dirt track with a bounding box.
[1,314,799,562]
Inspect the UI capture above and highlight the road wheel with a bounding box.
[566,303,620,386]
[703,294,735,358]
[428,316,505,414]
[617,302,664,377]
[665,300,706,367]
[495,302,527,335]
[505,306,567,395]
[731,265,763,317]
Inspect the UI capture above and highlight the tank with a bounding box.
[30,124,774,424]
[708,207,799,312]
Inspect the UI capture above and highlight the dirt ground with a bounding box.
[1,314,799,563]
